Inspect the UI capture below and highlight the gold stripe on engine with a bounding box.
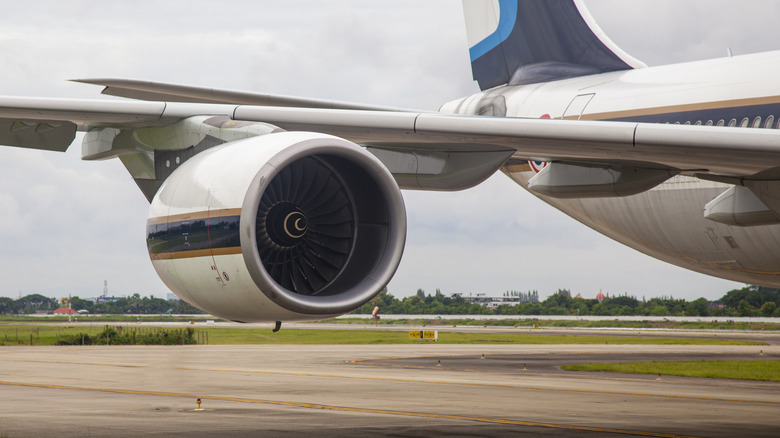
[146,208,242,226]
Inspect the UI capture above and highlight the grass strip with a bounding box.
[0,315,216,323]
[330,317,780,331]
[0,326,764,346]
[562,360,780,382]
[2,315,779,331]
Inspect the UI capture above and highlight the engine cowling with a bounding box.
[146,131,406,322]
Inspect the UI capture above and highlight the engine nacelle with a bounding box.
[146,132,406,322]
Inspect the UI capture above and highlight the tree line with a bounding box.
[2,286,779,317]
[0,293,204,315]
[354,286,780,317]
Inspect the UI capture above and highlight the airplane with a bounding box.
[1,0,778,322]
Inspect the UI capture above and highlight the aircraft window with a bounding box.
[740,117,750,127]
[695,121,702,126]
[684,121,691,125]
[674,121,681,125]
[717,119,725,126]
[165,160,171,168]
[752,117,762,128]
[728,118,737,127]
[705,120,713,126]
[765,115,774,128]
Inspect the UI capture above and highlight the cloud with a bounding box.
[586,0,780,65]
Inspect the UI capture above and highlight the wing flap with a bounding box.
[0,119,76,151]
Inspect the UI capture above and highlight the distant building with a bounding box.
[596,291,606,303]
[167,293,180,301]
[53,307,78,315]
[452,293,528,310]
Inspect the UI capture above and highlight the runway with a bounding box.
[0,332,778,437]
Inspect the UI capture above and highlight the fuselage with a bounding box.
[441,51,780,287]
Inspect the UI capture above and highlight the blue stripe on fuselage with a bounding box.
[469,0,518,62]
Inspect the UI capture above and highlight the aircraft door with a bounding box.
[562,93,595,119]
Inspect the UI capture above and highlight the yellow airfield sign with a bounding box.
[409,330,438,341]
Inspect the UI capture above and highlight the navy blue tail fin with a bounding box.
[463,0,645,90]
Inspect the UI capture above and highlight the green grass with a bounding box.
[0,325,202,346]
[562,360,780,382]
[3,315,779,331]
[0,315,217,323]
[330,317,780,331]
[0,325,110,345]
[0,325,765,346]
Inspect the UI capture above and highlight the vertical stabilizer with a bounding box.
[463,0,645,90]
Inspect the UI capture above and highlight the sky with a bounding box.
[0,0,777,302]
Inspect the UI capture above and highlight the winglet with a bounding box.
[463,0,645,90]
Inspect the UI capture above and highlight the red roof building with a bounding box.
[53,307,78,315]
[595,291,606,303]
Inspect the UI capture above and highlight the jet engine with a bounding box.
[146,131,406,322]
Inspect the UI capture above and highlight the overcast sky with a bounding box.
[0,1,777,302]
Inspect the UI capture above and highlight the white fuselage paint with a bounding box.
[441,51,780,286]
[462,0,501,48]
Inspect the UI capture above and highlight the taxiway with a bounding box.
[0,329,778,437]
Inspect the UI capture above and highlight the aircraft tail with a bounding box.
[462,0,646,90]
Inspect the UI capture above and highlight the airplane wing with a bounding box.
[0,95,777,179]
[2,93,778,321]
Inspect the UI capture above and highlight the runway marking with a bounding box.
[0,379,702,438]
[175,367,780,405]
[342,352,615,364]
[0,359,147,368]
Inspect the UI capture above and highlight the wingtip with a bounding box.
[69,78,108,85]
